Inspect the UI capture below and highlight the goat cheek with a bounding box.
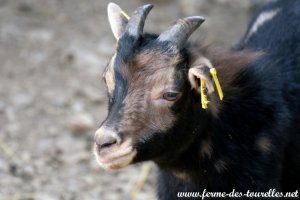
[150,106,176,132]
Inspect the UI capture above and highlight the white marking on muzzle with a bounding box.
[94,126,136,171]
[94,126,121,145]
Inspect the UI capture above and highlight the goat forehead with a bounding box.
[107,46,183,105]
[128,50,178,72]
[116,50,180,85]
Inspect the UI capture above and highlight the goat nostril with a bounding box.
[96,136,117,149]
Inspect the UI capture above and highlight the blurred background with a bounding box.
[0,0,269,199]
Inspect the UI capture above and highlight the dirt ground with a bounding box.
[0,0,268,199]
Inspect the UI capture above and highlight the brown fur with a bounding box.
[118,50,179,137]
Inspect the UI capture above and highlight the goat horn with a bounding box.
[125,4,153,38]
[158,16,205,49]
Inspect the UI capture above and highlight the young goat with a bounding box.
[94,0,300,198]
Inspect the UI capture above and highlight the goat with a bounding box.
[94,0,300,199]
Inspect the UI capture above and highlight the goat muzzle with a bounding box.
[94,127,136,170]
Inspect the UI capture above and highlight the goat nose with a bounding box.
[96,135,117,148]
[94,127,120,149]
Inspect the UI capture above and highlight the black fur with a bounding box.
[154,1,300,199]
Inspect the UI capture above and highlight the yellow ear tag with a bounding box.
[197,68,223,110]
[199,78,209,109]
[210,68,224,101]
[121,10,130,20]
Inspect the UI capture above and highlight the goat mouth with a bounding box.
[94,144,137,171]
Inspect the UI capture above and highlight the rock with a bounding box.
[47,126,59,136]
[11,93,34,109]
[64,52,75,63]
[28,29,54,43]
[29,51,48,64]
[21,165,35,180]
[9,163,19,176]
[51,95,69,108]
[9,161,34,180]
[71,101,85,112]
[68,113,94,134]
[20,151,32,163]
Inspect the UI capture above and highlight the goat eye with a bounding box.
[163,92,179,101]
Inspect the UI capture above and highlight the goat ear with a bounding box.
[107,3,129,40]
[188,57,215,94]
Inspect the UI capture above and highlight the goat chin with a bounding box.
[94,144,137,171]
